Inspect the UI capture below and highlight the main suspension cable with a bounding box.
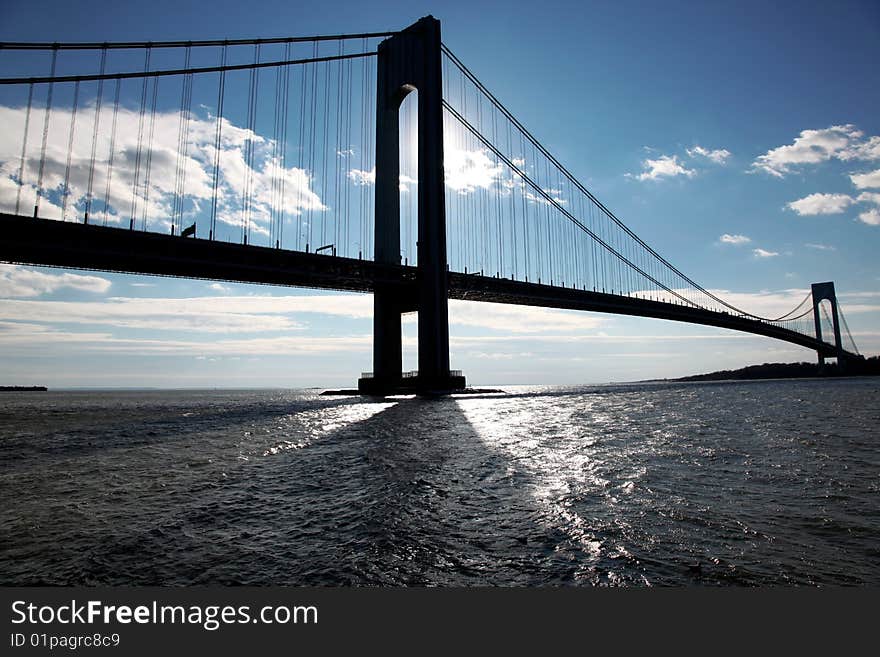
[0,51,377,86]
[0,31,397,51]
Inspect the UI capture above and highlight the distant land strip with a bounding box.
[673,356,880,383]
[0,386,48,392]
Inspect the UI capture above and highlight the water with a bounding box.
[1,378,878,586]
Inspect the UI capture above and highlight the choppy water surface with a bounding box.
[1,378,878,586]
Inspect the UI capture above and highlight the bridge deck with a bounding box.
[0,214,841,358]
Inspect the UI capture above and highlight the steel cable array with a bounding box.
[1,33,381,259]
[439,44,860,350]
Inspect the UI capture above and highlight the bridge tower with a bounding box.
[359,16,465,395]
[811,281,844,366]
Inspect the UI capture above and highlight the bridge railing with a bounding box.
[359,370,464,380]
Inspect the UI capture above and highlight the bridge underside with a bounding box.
[0,214,841,361]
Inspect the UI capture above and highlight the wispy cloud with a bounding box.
[752,125,880,177]
[0,321,372,357]
[640,287,880,317]
[0,291,608,338]
[0,297,306,333]
[719,233,751,245]
[786,192,855,215]
[347,167,375,186]
[753,248,779,258]
[628,154,695,182]
[687,145,731,164]
[805,243,836,251]
[449,301,605,334]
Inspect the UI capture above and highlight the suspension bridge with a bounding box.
[0,17,863,394]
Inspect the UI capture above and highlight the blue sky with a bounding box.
[0,0,878,387]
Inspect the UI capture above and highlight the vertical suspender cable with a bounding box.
[242,43,260,245]
[210,43,227,241]
[270,48,282,246]
[367,52,375,259]
[129,46,151,229]
[179,56,194,234]
[141,73,160,231]
[84,47,107,224]
[279,41,292,249]
[297,52,307,251]
[102,78,121,225]
[320,53,331,246]
[61,79,81,221]
[334,40,344,253]
[507,120,517,280]
[307,41,318,251]
[342,54,352,256]
[34,47,58,218]
[15,82,35,215]
[359,50,366,259]
[172,45,192,234]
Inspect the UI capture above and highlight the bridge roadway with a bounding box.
[0,213,841,358]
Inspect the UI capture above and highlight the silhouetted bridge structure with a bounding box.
[0,17,863,393]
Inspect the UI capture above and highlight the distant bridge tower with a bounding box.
[359,16,465,394]
[811,281,843,366]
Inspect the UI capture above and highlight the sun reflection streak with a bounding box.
[262,400,397,456]
[454,395,608,573]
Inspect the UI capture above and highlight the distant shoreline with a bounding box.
[670,357,879,383]
[0,386,48,392]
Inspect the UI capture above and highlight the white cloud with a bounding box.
[347,167,375,186]
[859,208,880,226]
[850,168,880,189]
[346,149,507,197]
[444,148,503,193]
[522,186,567,206]
[628,154,696,182]
[719,233,751,245]
[856,191,880,206]
[687,145,731,164]
[0,264,111,297]
[0,104,324,237]
[449,301,605,333]
[752,125,880,177]
[0,291,610,338]
[753,248,779,258]
[0,321,372,357]
[786,192,855,215]
[783,177,880,224]
[843,136,880,161]
[855,191,880,226]
[805,243,836,251]
[639,286,880,318]
[0,293,375,333]
[0,297,305,333]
